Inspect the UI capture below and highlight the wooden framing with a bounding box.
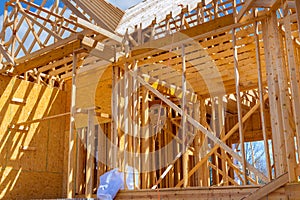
[0,0,300,199]
[67,52,78,198]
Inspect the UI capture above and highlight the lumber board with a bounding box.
[0,75,66,199]
[76,186,260,199]
[14,39,81,75]
[131,14,234,58]
[241,173,289,200]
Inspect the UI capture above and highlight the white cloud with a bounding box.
[107,0,143,10]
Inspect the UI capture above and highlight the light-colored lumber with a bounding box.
[0,43,15,65]
[232,27,247,185]
[67,52,77,198]
[236,0,256,22]
[71,16,123,43]
[176,93,269,187]
[129,70,268,187]
[262,15,286,177]
[86,109,95,197]
[181,44,189,188]
[296,0,300,34]
[254,17,272,181]
[242,173,289,200]
[283,9,300,167]
[275,10,297,182]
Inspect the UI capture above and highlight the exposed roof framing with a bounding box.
[62,0,124,32]
[0,43,15,66]
[0,0,124,79]
[0,0,298,96]
[0,0,300,199]
[116,0,213,35]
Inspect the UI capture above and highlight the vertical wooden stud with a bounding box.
[86,109,95,197]
[232,28,247,185]
[67,52,77,198]
[254,18,272,181]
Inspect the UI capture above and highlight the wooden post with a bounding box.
[112,64,119,168]
[282,8,298,182]
[67,52,77,198]
[86,109,95,197]
[284,5,300,157]
[211,98,219,185]
[193,101,201,186]
[97,126,105,188]
[132,60,138,189]
[295,0,300,34]
[232,28,247,185]
[254,18,272,181]
[181,44,189,187]
[218,96,228,185]
[277,15,297,184]
[124,62,129,189]
[199,98,209,186]
[262,15,287,177]
[141,87,149,188]
[76,128,82,194]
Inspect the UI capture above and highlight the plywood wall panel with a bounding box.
[0,75,66,199]
[0,167,63,200]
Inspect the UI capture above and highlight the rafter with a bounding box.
[0,43,15,66]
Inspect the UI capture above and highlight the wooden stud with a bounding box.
[283,8,300,172]
[276,15,297,183]
[175,93,269,187]
[218,96,228,186]
[232,27,247,185]
[123,62,129,189]
[67,52,78,198]
[262,13,288,177]
[85,109,95,197]
[181,44,189,188]
[141,87,150,189]
[295,0,300,34]
[199,98,209,186]
[129,71,268,187]
[253,17,272,181]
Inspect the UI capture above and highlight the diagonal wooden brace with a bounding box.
[128,70,269,187]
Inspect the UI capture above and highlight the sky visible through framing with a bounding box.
[0,0,143,31]
[0,0,143,14]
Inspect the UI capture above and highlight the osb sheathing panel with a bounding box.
[0,167,62,199]
[0,75,66,199]
[68,65,112,128]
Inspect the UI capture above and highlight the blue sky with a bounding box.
[0,0,143,15]
[107,0,143,10]
[0,0,143,32]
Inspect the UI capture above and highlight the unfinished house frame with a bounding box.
[0,0,300,199]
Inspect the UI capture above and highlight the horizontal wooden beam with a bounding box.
[118,186,259,199]
[81,36,115,61]
[242,173,289,200]
[15,112,70,126]
[14,39,82,75]
[131,14,234,58]
[71,16,123,43]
